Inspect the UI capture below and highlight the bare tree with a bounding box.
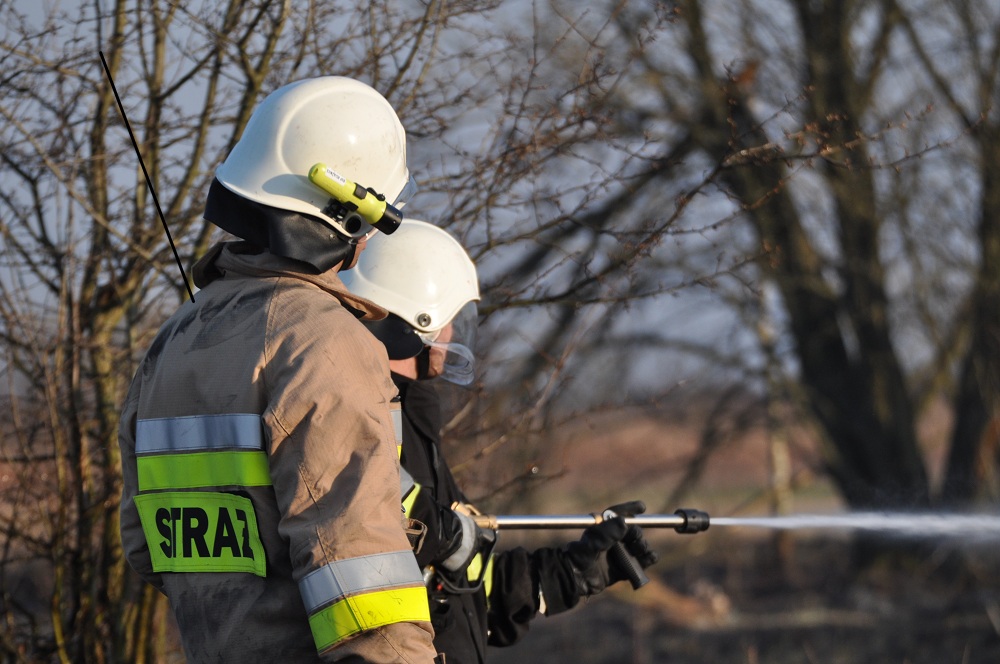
[11,0,992,659]
[497,0,999,511]
[0,2,303,659]
[0,1,511,660]
[890,0,1000,504]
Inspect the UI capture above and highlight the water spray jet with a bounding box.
[709,512,1000,541]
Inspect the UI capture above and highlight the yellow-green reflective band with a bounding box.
[466,553,483,582]
[134,491,266,577]
[137,450,271,491]
[402,482,421,518]
[308,585,430,652]
[300,550,429,652]
[466,552,496,597]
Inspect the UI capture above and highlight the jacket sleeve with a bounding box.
[486,546,582,647]
[263,291,436,662]
[117,375,163,591]
[397,381,467,572]
[486,548,539,647]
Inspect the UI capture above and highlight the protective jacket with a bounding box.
[119,242,436,663]
[396,376,582,664]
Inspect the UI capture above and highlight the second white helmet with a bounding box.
[215,76,416,240]
[342,220,480,384]
[342,219,480,335]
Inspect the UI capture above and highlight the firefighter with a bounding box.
[118,77,438,662]
[341,220,658,663]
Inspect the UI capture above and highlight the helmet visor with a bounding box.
[418,302,478,385]
[424,340,475,386]
[393,174,418,209]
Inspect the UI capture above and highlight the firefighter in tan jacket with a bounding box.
[118,77,437,662]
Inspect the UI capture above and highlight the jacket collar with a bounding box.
[192,241,389,321]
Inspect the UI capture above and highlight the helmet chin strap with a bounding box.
[415,346,432,380]
[204,178,355,272]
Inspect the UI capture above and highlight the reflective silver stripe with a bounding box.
[441,510,477,572]
[299,550,423,614]
[400,466,415,499]
[391,406,403,445]
[136,414,264,454]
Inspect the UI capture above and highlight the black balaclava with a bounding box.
[363,313,424,360]
[204,178,357,272]
[362,314,436,379]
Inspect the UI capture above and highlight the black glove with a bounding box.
[563,500,658,598]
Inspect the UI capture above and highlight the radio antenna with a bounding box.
[99,50,195,302]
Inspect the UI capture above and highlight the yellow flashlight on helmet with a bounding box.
[308,163,403,236]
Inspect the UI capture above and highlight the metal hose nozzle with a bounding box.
[673,508,711,533]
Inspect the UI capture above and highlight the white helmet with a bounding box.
[341,219,480,384]
[215,76,416,240]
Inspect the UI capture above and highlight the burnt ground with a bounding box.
[478,407,1000,664]
[486,531,1000,664]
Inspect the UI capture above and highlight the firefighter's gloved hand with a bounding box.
[563,500,658,597]
[440,509,495,574]
[606,500,658,582]
[531,501,658,616]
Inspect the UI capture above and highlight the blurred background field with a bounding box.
[482,408,1000,664]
